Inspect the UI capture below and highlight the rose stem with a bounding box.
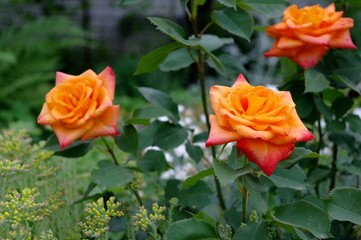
[236,151,249,224]
[101,136,119,166]
[101,136,143,206]
[315,114,323,194]
[188,1,226,210]
[329,144,338,191]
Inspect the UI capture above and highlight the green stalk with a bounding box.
[236,178,248,224]
[100,137,143,206]
[188,0,226,210]
[329,144,338,190]
[101,137,119,166]
[236,152,249,223]
[150,222,160,240]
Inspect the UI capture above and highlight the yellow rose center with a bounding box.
[285,5,339,28]
[221,85,291,132]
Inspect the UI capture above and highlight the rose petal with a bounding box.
[205,115,241,147]
[291,45,329,69]
[81,105,120,140]
[232,74,249,87]
[56,72,74,85]
[277,37,305,49]
[264,42,298,57]
[236,139,295,176]
[52,120,94,149]
[209,85,231,126]
[324,3,336,12]
[287,109,315,142]
[98,66,116,100]
[37,103,56,125]
[93,87,114,117]
[329,29,357,49]
[295,32,332,45]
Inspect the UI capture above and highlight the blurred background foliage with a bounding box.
[0,0,361,239]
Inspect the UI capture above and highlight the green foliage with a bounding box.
[4,0,361,239]
[272,200,332,239]
[91,160,134,190]
[212,7,253,42]
[164,218,218,240]
[326,187,361,225]
[0,16,87,126]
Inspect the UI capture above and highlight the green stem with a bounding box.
[101,137,119,166]
[236,177,248,224]
[236,153,249,223]
[315,115,323,194]
[150,223,159,240]
[330,144,338,191]
[189,1,226,211]
[132,189,143,206]
[101,137,143,205]
[316,115,323,153]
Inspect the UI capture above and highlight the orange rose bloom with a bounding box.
[38,66,120,149]
[264,3,356,69]
[205,74,313,176]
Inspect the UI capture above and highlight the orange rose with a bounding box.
[205,74,313,176]
[38,66,120,149]
[264,3,356,69]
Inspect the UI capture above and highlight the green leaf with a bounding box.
[166,180,213,209]
[153,122,188,150]
[280,57,298,79]
[213,160,253,186]
[193,132,208,143]
[131,106,173,121]
[185,143,204,163]
[164,218,218,240]
[242,0,287,18]
[115,124,138,155]
[134,42,181,75]
[278,147,325,169]
[233,221,270,240]
[212,7,253,42]
[91,160,133,189]
[304,68,330,93]
[325,119,345,132]
[214,54,247,81]
[200,34,234,52]
[323,51,361,87]
[272,200,332,239]
[307,166,331,185]
[338,161,361,176]
[326,187,361,225]
[247,185,268,214]
[137,149,170,172]
[148,17,198,46]
[182,168,214,189]
[137,120,161,151]
[160,48,194,72]
[329,74,361,95]
[313,96,333,121]
[44,134,93,158]
[205,50,228,80]
[218,0,236,8]
[268,165,308,190]
[346,114,361,134]
[138,87,179,120]
[328,132,358,152]
[332,96,354,118]
[193,211,217,229]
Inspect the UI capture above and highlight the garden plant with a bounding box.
[1,0,361,239]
